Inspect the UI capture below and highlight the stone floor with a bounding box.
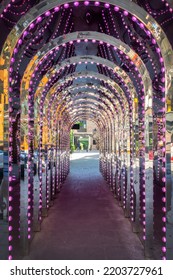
[24,152,144,260]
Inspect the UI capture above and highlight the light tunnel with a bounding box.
[0,0,173,260]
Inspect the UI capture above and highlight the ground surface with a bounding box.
[24,152,144,260]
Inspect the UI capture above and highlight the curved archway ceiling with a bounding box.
[0,0,173,49]
[2,0,172,123]
[0,0,173,261]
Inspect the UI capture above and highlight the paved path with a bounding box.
[25,152,144,260]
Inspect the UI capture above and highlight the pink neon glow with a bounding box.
[132,16,137,22]
[162,247,166,253]
[23,31,28,37]
[162,237,166,243]
[64,3,69,8]
[123,10,129,16]
[162,187,166,193]
[162,177,166,183]
[94,1,100,6]
[54,7,60,11]
[18,39,22,44]
[30,23,35,29]
[114,6,119,11]
[162,227,166,232]
[36,16,42,23]
[104,3,110,8]
[45,11,51,16]
[9,245,13,251]
[8,236,13,241]
[139,23,144,29]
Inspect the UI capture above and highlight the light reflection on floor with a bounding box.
[70,151,99,161]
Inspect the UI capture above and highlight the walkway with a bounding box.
[24,152,144,260]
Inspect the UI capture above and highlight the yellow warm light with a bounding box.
[167,98,171,112]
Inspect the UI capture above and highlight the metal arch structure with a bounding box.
[53,85,123,112]
[9,27,151,195]
[62,108,111,129]
[43,71,129,111]
[37,69,131,138]
[1,1,172,116]
[68,111,106,133]
[31,51,139,149]
[42,73,128,170]
[0,34,164,256]
[33,69,125,213]
[45,87,120,130]
[57,85,134,199]
[41,67,148,241]
[15,29,152,177]
[19,32,147,144]
[66,110,107,129]
[19,31,149,135]
[25,40,147,233]
[0,37,161,258]
[0,0,173,261]
[20,31,149,89]
[56,91,117,136]
[62,101,120,178]
[59,97,117,136]
[30,54,137,101]
[46,84,123,182]
[58,88,119,156]
[38,70,130,148]
[57,97,117,120]
[1,0,172,63]
[64,103,110,129]
[48,91,118,156]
